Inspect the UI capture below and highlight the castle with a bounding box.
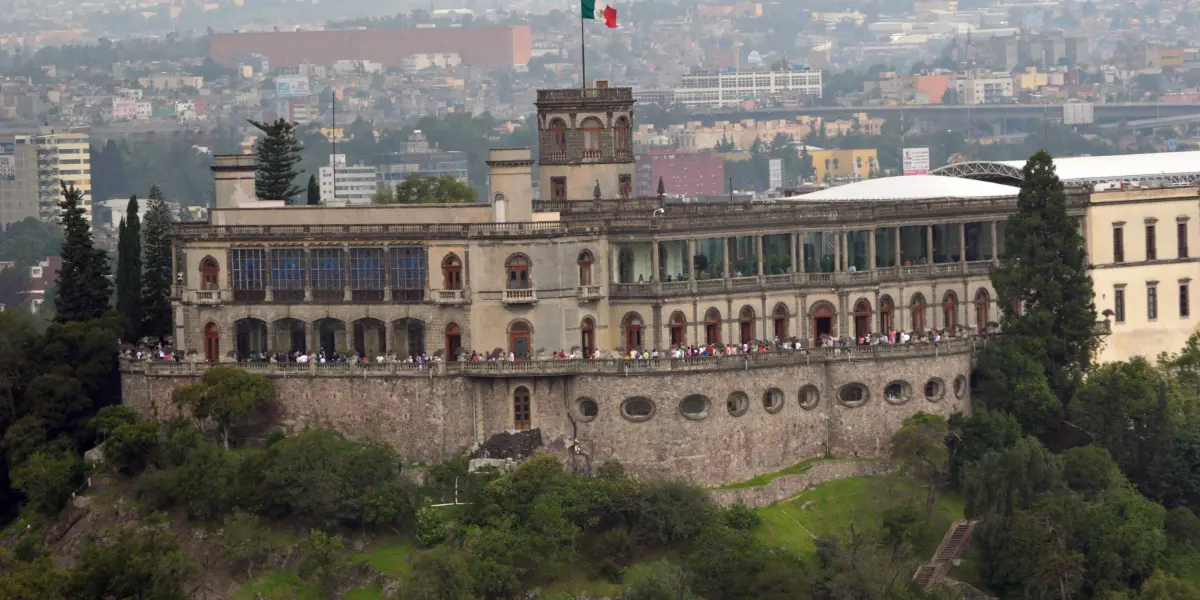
[122,84,1199,487]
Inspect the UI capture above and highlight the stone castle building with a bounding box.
[122,85,1199,487]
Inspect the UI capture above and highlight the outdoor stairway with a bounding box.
[912,519,978,592]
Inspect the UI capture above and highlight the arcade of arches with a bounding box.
[217,317,440,360]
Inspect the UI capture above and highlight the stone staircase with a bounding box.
[913,519,977,591]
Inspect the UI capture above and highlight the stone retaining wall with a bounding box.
[710,460,893,508]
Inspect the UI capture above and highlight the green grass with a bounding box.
[714,457,826,490]
[232,570,322,600]
[363,537,416,578]
[755,476,965,554]
[345,586,385,600]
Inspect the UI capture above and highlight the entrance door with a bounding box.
[581,319,595,356]
[445,323,461,361]
[320,324,337,356]
[509,322,531,359]
[290,325,306,354]
[204,323,220,362]
[814,317,832,346]
[625,323,642,351]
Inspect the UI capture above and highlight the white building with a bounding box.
[103,196,151,229]
[319,155,377,205]
[952,74,1014,104]
[634,68,823,108]
[400,53,463,72]
[135,101,153,120]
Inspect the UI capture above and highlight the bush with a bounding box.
[11,447,83,515]
[104,420,160,475]
[621,559,698,600]
[296,529,348,591]
[1166,507,1200,548]
[417,505,450,547]
[89,406,138,440]
[160,418,202,467]
[723,503,761,531]
[68,524,198,600]
[221,510,276,580]
[133,469,179,512]
[403,545,474,600]
[175,441,240,520]
[1063,445,1119,499]
[632,480,717,547]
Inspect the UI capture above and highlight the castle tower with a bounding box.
[535,82,636,202]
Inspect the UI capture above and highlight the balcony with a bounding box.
[435,289,467,305]
[187,289,226,305]
[578,285,602,302]
[503,288,537,304]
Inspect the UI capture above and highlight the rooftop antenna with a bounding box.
[331,92,336,204]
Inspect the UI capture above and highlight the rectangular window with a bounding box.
[1179,222,1189,258]
[1148,285,1158,320]
[619,174,632,199]
[1182,284,1191,318]
[1115,288,1125,323]
[310,247,345,303]
[551,176,567,201]
[270,248,305,303]
[389,247,427,302]
[1113,227,1124,263]
[229,247,266,302]
[349,247,385,302]
[1146,224,1157,261]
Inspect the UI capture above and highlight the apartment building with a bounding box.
[33,130,92,224]
[634,68,823,108]
[319,155,378,205]
[0,135,39,227]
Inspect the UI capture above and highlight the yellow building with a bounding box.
[34,131,92,225]
[810,149,878,181]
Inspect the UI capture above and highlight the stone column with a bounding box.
[797,232,806,274]
[343,245,352,302]
[651,240,660,281]
[834,232,842,273]
[958,222,967,263]
[894,227,902,267]
[756,235,764,277]
[868,229,877,271]
[790,232,798,274]
[990,221,999,263]
[925,226,934,265]
[722,238,730,280]
[687,239,697,294]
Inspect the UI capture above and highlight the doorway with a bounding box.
[509,321,532,359]
[812,303,834,346]
[445,322,461,361]
[204,323,220,362]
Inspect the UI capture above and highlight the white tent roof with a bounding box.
[995,151,1200,182]
[785,175,1018,202]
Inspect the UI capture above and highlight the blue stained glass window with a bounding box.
[270,248,306,290]
[230,247,266,290]
[390,247,427,290]
[351,248,385,290]
[310,248,345,291]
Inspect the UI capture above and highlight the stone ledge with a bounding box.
[710,459,893,508]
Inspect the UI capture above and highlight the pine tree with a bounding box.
[991,150,1098,403]
[306,174,320,206]
[141,185,174,343]
[54,184,112,323]
[115,195,142,342]
[248,118,304,201]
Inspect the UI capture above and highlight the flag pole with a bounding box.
[580,13,586,89]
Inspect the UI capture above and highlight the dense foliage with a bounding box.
[139,184,174,342]
[114,195,142,342]
[54,185,112,323]
[249,118,305,202]
[372,173,479,204]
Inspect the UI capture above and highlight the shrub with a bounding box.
[133,469,179,512]
[723,503,762,531]
[175,441,240,520]
[104,420,160,475]
[160,418,202,467]
[631,479,717,547]
[1166,506,1200,548]
[89,406,139,440]
[416,505,450,547]
[68,524,198,600]
[11,447,83,515]
[296,529,348,590]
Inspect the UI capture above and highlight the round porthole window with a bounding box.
[884,381,911,406]
[799,385,821,410]
[727,392,750,417]
[925,378,945,402]
[763,388,785,414]
[621,397,656,422]
[838,384,869,408]
[680,395,711,420]
[575,397,599,422]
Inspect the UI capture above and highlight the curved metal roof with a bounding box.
[785,175,1018,202]
[931,151,1200,187]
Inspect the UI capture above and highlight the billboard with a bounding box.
[0,142,15,181]
[769,158,782,190]
[902,147,930,176]
[275,75,312,98]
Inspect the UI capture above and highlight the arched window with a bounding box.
[910,293,927,334]
[943,291,959,333]
[812,301,835,346]
[614,117,630,153]
[506,254,531,290]
[548,118,567,154]
[200,256,220,291]
[581,117,604,157]
[513,386,532,431]
[618,248,635,284]
[975,288,991,332]
[772,303,789,340]
[879,295,895,333]
[853,298,871,340]
[577,250,594,286]
[442,254,463,290]
[669,311,687,347]
[623,313,644,351]
[739,305,756,344]
[705,308,722,345]
[581,318,595,356]
[445,322,461,362]
[509,320,532,359]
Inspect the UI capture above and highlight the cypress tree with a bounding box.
[248,118,304,202]
[116,195,142,342]
[991,150,1099,404]
[306,174,320,205]
[141,185,173,343]
[54,183,112,323]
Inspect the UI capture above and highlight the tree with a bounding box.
[991,150,1099,404]
[947,410,1023,487]
[621,559,699,600]
[0,549,70,599]
[403,546,476,600]
[1140,571,1200,600]
[11,447,83,515]
[297,529,349,590]
[103,420,159,475]
[306,173,320,205]
[975,336,1062,439]
[247,118,304,202]
[68,524,198,600]
[140,185,173,343]
[172,367,275,448]
[964,435,1064,520]
[54,184,112,323]
[374,174,477,204]
[115,196,142,342]
[1062,446,1120,500]
[890,412,950,516]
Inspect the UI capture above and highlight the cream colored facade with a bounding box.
[1085,187,1200,363]
[34,131,92,224]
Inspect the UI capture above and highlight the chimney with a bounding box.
[487,148,533,222]
[211,154,257,208]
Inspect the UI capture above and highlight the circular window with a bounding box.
[763,388,785,414]
[954,375,967,399]
[621,397,656,422]
[838,384,869,408]
[679,395,711,420]
[799,385,821,410]
[575,397,599,422]
[884,381,911,406]
[727,391,750,417]
[925,378,945,402]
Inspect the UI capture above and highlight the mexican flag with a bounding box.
[582,0,618,28]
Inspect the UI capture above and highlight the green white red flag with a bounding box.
[582,0,618,28]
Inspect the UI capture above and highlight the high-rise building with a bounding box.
[0,135,40,228]
[33,130,92,225]
[634,68,823,108]
[319,155,377,205]
[376,130,469,189]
